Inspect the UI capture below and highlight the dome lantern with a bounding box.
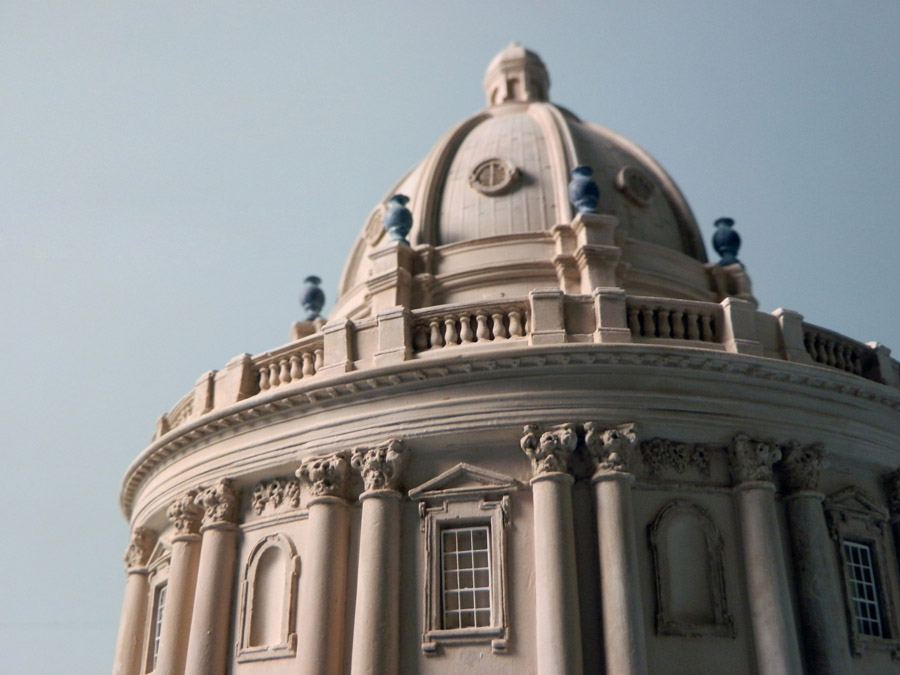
[483,42,550,106]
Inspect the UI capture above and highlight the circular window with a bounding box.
[469,159,519,196]
[616,166,656,206]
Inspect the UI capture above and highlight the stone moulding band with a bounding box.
[120,342,900,518]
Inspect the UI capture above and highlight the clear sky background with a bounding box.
[1,3,898,672]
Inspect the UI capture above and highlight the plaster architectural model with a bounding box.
[114,44,900,675]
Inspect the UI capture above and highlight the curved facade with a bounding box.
[114,45,900,675]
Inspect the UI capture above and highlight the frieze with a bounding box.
[296,452,352,499]
[520,423,578,475]
[351,438,407,492]
[640,438,711,477]
[251,478,301,515]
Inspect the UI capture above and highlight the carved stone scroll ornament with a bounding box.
[296,452,352,499]
[251,478,301,515]
[167,489,204,536]
[640,438,711,477]
[585,422,637,474]
[123,527,157,570]
[520,423,578,476]
[195,478,241,526]
[350,438,407,492]
[728,434,781,484]
[883,468,900,518]
[779,442,825,493]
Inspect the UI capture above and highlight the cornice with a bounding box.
[120,342,900,519]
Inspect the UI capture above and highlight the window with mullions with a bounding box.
[843,540,886,638]
[148,583,167,672]
[441,526,492,629]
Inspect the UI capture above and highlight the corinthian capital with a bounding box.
[123,527,157,570]
[296,452,352,499]
[520,423,578,476]
[585,422,637,475]
[351,439,407,492]
[167,489,204,536]
[729,434,781,484]
[884,468,900,517]
[779,442,825,493]
[196,478,241,526]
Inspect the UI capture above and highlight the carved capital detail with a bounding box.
[296,452,352,499]
[351,438,407,492]
[729,434,781,484]
[779,442,825,492]
[585,422,637,474]
[123,527,157,570]
[167,489,204,535]
[251,478,301,515]
[884,468,900,517]
[520,423,578,476]
[196,478,241,525]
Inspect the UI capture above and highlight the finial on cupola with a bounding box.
[712,217,742,266]
[568,166,600,214]
[300,275,325,321]
[384,194,413,245]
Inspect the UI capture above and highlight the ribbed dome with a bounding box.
[334,46,718,320]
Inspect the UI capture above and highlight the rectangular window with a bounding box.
[149,583,167,671]
[441,526,492,630]
[843,540,885,638]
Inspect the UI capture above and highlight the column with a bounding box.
[184,479,241,675]
[730,434,803,675]
[585,423,647,675]
[520,424,583,675]
[349,439,407,675]
[780,443,852,674]
[155,490,204,675]
[113,527,157,675]
[295,452,352,675]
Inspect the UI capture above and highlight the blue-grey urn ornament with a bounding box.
[712,217,741,266]
[300,275,325,321]
[384,194,413,245]
[568,165,600,214]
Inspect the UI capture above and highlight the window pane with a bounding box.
[441,526,492,630]
[842,540,885,638]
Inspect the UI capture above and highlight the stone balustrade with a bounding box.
[626,296,721,343]
[152,293,898,440]
[411,302,529,352]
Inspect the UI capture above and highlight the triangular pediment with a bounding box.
[826,487,889,521]
[145,540,171,569]
[408,462,520,500]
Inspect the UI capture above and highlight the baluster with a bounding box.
[700,314,714,342]
[816,336,828,364]
[657,309,671,338]
[278,359,291,385]
[475,313,491,341]
[444,318,459,346]
[640,308,655,337]
[686,312,701,340]
[460,316,475,343]
[834,344,846,371]
[850,350,862,376]
[671,311,685,339]
[302,352,315,377]
[803,332,814,358]
[508,310,524,337]
[314,348,324,371]
[627,307,641,336]
[258,367,270,391]
[413,325,430,351]
[269,363,280,388]
[429,320,444,349]
[290,355,302,381]
[491,313,508,339]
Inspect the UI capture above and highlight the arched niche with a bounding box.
[236,533,300,662]
[648,500,734,637]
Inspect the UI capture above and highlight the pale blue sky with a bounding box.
[1,3,898,672]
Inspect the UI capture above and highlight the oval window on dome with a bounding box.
[616,166,656,206]
[469,159,519,196]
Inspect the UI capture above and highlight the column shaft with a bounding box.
[593,473,647,675]
[296,498,350,675]
[184,524,239,675]
[737,484,803,675]
[155,534,202,675]
[112,570,150,675]
[350,492,401,675]
[532,473,583,675]
[786,493,852,674]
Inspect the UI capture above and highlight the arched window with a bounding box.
[648,500,733,637]
[237,533,300,662]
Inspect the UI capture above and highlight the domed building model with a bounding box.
[114,45,900,675]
